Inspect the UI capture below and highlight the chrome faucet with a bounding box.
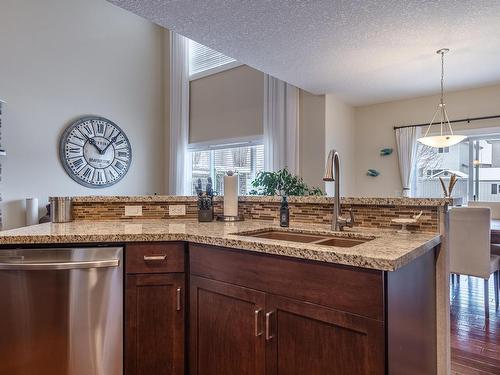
[323,150,354,231]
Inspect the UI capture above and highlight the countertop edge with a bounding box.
[71,195,453,207]
[0,230,442,272]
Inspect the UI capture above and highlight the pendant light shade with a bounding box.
[417,134,467,148]
[417,48,467,148]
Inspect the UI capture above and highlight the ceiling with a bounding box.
[108,0,500,106]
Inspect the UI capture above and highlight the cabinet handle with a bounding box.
[254,309,263,337]
[265,311,275,341]
[176,287,182,311]
[143,255,167,261]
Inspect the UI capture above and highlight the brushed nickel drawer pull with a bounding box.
[143,255,167,261]
[265,311,275,341]
[254,308,263,337]
[176,287,182,311]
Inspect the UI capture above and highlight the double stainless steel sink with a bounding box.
[235,229,373,248]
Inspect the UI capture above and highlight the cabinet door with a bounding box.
[190,276,266,375]
[125,273,185,375]
[265,294,385,375]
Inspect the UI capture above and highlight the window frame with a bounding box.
[189,61,244,81]
[468,134,500,201]
[414,127,500,201]
[187,135,264,152]
[187,135,264,196]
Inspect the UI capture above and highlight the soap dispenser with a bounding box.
[280,196,289,227]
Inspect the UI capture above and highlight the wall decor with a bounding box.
[439,174,458,198]
[367,169,380,177]
[60,116,132,188]
[380,148,393,156]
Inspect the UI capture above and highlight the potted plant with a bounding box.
[249,168,324,196]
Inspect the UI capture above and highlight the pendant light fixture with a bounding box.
[417,48,467,148]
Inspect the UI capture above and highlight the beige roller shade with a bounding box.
[189,65,264,144]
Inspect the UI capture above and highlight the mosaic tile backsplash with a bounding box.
[72,196,443,233]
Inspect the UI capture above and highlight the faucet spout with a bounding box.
[323,150,335,182]
[323,150,354,231]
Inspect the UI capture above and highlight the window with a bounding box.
[414,132,500,202]
[188,143,264,195]
[185,39,264,195]
[188,39,242,80]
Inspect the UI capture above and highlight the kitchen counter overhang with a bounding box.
[0,219,441,271]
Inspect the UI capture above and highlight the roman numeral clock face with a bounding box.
[60,117,132,188]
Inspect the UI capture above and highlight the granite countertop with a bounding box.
[72,195,453,207]
[0,219,441,271]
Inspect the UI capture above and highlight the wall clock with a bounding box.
[60,116,132,188]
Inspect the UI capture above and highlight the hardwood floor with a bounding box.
[451,275,500,374]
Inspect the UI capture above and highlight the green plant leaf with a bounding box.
[249,168,325,196]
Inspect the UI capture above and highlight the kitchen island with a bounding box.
[0,218,440,374]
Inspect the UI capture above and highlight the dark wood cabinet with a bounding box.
[189,244,437,375]
[189,244,384,320]
[265,294,384,375]
[125,243,185,375]
[189,276,266,375]
[189,275,384,375]
[123,241,436,375]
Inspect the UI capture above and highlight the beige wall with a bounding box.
[188,68,328,193]
[299,90,326,190]
[189,65,264,144]
[353,84,500,197]
[325,94,355,196]
[0,0,167,229]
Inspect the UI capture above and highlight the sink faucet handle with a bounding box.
[347,208,355,226]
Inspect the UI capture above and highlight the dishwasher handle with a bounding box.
[0,259,120,270]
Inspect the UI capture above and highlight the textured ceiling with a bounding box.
[108,0,500,105]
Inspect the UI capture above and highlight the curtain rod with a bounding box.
[393,115,500,130]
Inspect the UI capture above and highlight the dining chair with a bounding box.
[468,201,500,219]
[450,207,500,319]
[467,202,500,256]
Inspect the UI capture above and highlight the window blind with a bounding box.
[189,65,264,144]
[188,39,238,78]
[188,145,264,195]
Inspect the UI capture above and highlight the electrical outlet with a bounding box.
[124,205,143,217]
[169,205,186,216]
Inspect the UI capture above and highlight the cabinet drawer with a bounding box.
[190,244,384,321]
[126,242,185,274]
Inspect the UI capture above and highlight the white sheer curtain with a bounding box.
[395,126,420,197]
[263,74,299,173]
[169,31,190,195]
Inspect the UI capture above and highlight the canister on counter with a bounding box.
[49,197,73,223]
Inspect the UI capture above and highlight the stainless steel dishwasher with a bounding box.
[0,247,123,375]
